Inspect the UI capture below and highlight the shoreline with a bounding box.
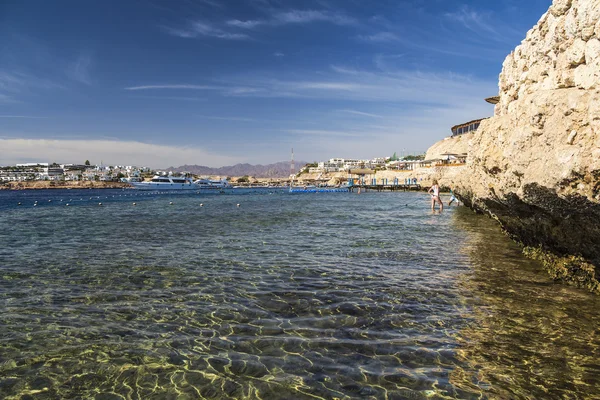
[0,181,132,190]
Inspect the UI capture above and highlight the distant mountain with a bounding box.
[167,161,309,178]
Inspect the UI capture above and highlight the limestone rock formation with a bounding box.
[424,133,470,161]
[454,0,600,292]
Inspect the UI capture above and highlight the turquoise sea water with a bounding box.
[0,188,599,399]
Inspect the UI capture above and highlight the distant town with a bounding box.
[0,162,151,183]
[0,153,431,184]
[0,112,484,185]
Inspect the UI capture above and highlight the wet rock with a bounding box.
[95,393,124,400]
[433,0,600,292]
[207,356,229,373]
[30,376,53,390]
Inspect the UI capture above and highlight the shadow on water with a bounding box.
[450,207,600,400]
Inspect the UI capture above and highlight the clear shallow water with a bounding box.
[0,189,599,399]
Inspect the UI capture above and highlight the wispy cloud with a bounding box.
[67,53,93,85]
[197,115,259,122]
[129,95,207,101]
[357,32,400,43]
[272,10,356,26]
[224,66,496,105]
[0,138,238,168]
[274,52,285,57]
[226,19,265,29]
[0,115,44,118]
[223,87,265,96]
[124,84,222,91]
[0,70,63,103]
[196,0,224,8]
[286,129,360,137]
[0,94,19,103]
[225,9,356,32]
[330,65,360,75]
[294,82,367,91]
[337,109,383,118]
[443,5,512,42]
[163,21,250,40]
[124,83,268,98]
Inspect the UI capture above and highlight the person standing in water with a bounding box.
[428,179,443,211]
[448,188,459,206]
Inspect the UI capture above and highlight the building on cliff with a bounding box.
[450,118,485,136]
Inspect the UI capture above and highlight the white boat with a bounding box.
[193,178,232,189]
[130,175,198,190]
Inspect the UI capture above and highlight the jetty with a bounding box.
[348,183,421,192]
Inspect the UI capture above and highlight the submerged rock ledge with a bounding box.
[445,0,600,292]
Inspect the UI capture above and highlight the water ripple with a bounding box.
[0,189,599,399]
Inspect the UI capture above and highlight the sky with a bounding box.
[0,0,552,168]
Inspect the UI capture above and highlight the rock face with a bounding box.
[454,0,600,291]
[425,133,470,160]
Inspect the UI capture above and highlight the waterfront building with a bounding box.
[450,118,485,136]
[450,96,497,137]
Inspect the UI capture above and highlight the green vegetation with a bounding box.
[237,175,250,183]
[403,154,425,161]
[85,160,90,166]
[296,162,317,177]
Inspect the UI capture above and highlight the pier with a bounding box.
[348,183,422,192]
[347,173,422,192]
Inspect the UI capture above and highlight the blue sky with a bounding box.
[0,0,551,167]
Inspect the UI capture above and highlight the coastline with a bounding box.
[0,181,132,190]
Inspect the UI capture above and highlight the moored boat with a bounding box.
[193,178,232,189]
[130,175,198,190]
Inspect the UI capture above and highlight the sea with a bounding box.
[0,188,599,400]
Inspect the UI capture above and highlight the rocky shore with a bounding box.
[438,0,600,292]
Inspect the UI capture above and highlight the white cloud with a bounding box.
[224,9,355,31]
[125,66,497,108]
[219,67,497,106]
[357,32,400,42]
[124,84,222,91]
[0,115,43,118]
[163,22,250,40]
[67,53,93,85]
[286,129,360,137]
[226,19,264,29]
[0,139,239,168]
[197,0,223,8]
[443,5,518,43]
[272,10,355,26]
[223,87,265,95]
[129,95,207,101]
[337,109,383,118]
[0,70,62,102]
[294,82,368,91]
[330,65,360,75]
[196,115,259,122]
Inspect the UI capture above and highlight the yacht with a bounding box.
[130,175,198,190]
[193,178,232,189]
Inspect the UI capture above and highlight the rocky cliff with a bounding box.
[424,133,471,161]
[454,0,600,292]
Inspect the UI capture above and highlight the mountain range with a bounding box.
[167,161,309,178]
